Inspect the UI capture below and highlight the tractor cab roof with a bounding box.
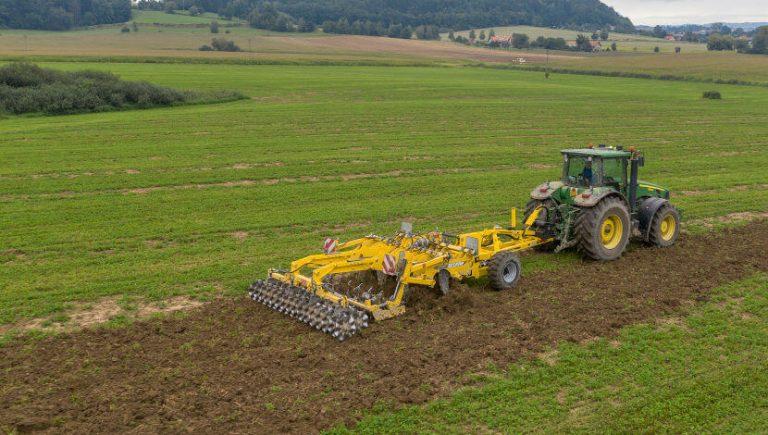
[561,147,632,159]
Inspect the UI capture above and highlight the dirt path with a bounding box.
[1,222,766,434]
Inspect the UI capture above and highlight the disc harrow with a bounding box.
[249,279,370,341]
[249,208,551,340]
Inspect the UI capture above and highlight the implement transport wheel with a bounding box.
[648,203,681,247]
[488,251,522,291]
[524,199,557,252]
[574,197,630,261]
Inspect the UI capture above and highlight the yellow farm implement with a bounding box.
[249,207,550,340]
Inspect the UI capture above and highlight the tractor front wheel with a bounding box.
[574,197,630,261]
[648,203,680,247]
[487,251,522,291]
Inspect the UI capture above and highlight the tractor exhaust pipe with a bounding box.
[628,152,643,213]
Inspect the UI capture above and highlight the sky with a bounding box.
[600,0,768,25]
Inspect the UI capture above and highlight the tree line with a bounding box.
[0,0,130,30]
[708,26,768,54]
[138,0,634,34]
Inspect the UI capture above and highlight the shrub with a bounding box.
[703,91,722,99]
[121,25,130,33]
[209,38,241,52]
[0,62,197,115]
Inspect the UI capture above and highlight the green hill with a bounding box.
[176,0,634,32]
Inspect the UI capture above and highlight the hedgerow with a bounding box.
[0,62,244,115]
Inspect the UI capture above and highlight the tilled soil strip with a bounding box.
[1,222,767,434]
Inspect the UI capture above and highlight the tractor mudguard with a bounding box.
[637,197,669,240]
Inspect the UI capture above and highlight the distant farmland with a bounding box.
[445,25,708,53]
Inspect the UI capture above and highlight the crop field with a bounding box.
[1,36,767,432]
[2,60,767,325]
[0,25,581,66]
[548,51,768,85]
[447,25,708,53]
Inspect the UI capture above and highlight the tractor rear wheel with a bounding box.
[574,197,630,261]
[524,199,557,252]
[648,203,680,247]
[487,251,522,291]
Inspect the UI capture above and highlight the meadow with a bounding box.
[2,61,768,328]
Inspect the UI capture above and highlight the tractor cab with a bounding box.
[561,147,631,190]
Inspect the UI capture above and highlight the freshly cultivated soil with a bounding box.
[1,222,766,434]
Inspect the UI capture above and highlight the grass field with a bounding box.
[130,10,236,25]
[2,61,767,328]
[340,274,768,433]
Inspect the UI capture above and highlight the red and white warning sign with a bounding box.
[323,238,338,254]
[382,254,397,276]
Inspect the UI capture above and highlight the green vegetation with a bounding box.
[199,37,241,52]
[0,62,244,115]
[703,90,722,99]
[0,0,130,30]
[1,62,767,328]
[337,274,768,433]
[138,0,633,33]
[131,9,234,25]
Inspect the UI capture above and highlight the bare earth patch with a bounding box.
[692,211,768,228]
[0,296,204,335]
[231,231,249,241]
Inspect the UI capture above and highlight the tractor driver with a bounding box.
[581,157,594,186]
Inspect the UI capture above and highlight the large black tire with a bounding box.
[487,251,522,291]
[574,196,630,261]
[648,203,680,247]
[524,199,557,252]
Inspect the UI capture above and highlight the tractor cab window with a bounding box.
[563,155,597,187]
[602,157,626,189]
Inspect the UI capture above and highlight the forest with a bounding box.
[139,0,635,32]
[0,0,131,30]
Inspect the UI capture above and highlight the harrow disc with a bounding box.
[248,279,370,341]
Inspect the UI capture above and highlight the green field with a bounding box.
[130,10,236,25]
[2,61,768,327]
[339,274,768,433]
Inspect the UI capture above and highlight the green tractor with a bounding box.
[525,145,681,260]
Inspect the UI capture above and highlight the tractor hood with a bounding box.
[532,181,616,207]
[531,179,671,206]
